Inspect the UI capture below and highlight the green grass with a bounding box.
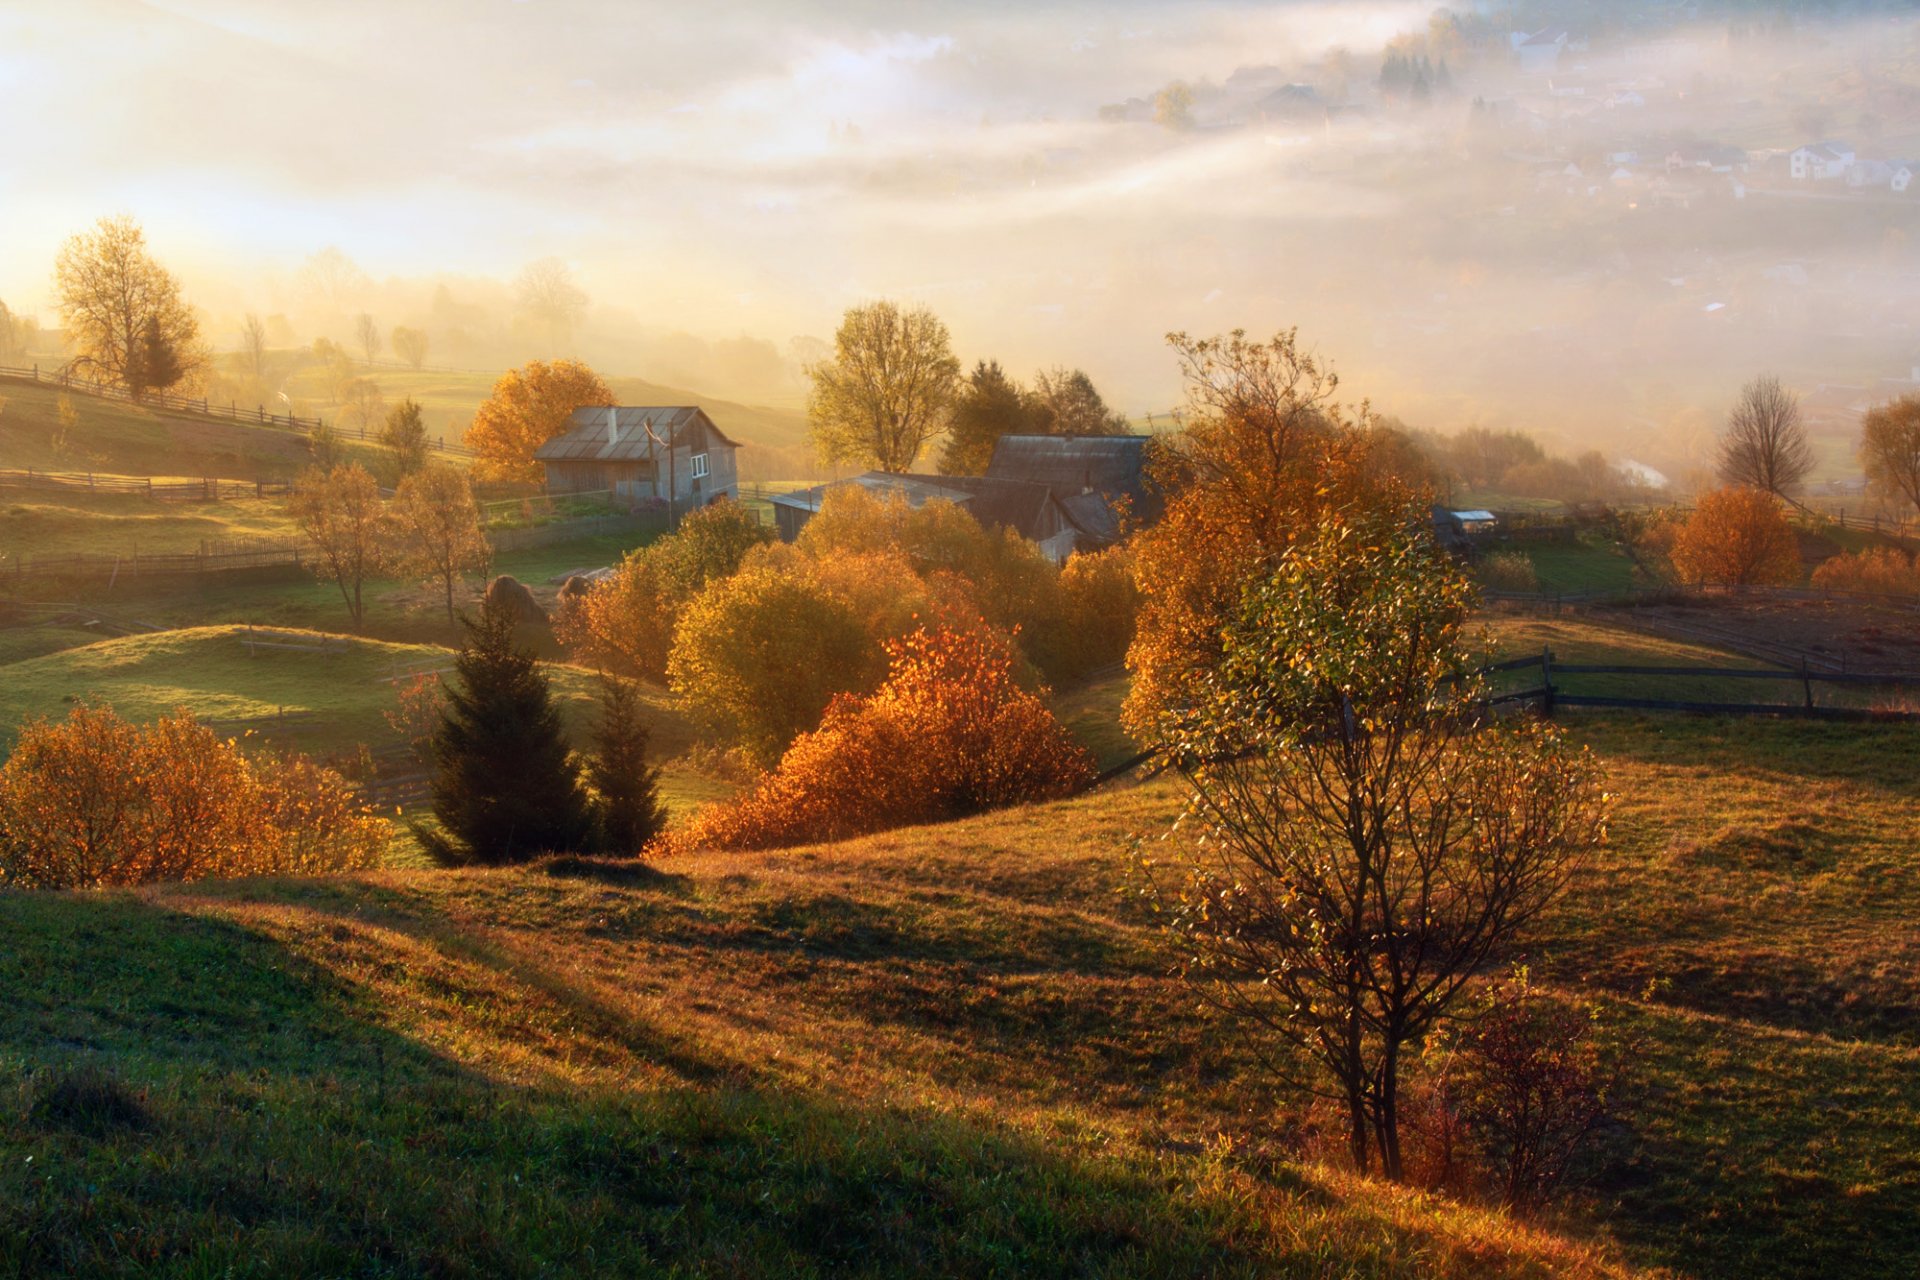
[1052,669,1138,772]
[1499,535,1644,595]
[0,489,299,558]
[0,792,1627,1279]
[0,623,722,820]
[3,697,1916,1275]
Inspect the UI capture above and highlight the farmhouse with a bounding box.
[534,406,740,507]
[1790,141,1854,182]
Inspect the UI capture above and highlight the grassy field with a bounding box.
[0,376,387,481]
[2,695,1916,1275]
[1509,536,1646,595]
[0,489,300,558]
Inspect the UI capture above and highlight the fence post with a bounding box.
[1540,646,1555,719]
[1800,657,1814,710]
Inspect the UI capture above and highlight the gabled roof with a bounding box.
[931,475,1069,540]
[985,434,1148,497]
[533,406,740,464]
[768,471,971,514]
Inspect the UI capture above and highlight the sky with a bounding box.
[5,0,1919,469]
[0,0,1427,407]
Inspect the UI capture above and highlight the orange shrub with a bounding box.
[1810,546,1919,597]
[1669,486,1801,586]
[672,622,1095,852]
[0,705,390,889]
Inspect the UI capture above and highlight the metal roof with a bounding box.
[533,406,741,464]
[985,434,1148,498]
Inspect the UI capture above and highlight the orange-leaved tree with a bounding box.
[1810,546,1917,597]
[0,704,388,888]
[1124,329,1427,741]
[1669,486,1800,586]
[467,358,611,486]
[674,621,1094,852]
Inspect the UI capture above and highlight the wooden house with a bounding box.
[534,406,740,508]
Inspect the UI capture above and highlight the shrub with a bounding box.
[1450,971,1628,1216]
[560,501,772,680]
[1669,486,1801,586]
[1033,545,1140,681]
[674,621,1095,852]
[667,558,887,766]
[793,486,1086,680]
[1479,550,1539,594]
[1810,546,1918,597]
[0,705,387,888]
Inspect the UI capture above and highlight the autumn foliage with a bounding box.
[1810,545,1919,597]
[673,622,1094,853]
[466,358,612,485]
[1668,486,1801,586]
[0,705,388,889]
[1123,329,1428,739]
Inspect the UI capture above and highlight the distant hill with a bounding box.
[274,361,820,480]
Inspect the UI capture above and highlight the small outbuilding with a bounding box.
[534,406,741,508]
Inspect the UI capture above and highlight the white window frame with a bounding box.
[690,452,709,479]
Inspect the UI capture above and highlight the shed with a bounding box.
[534,406,741,508]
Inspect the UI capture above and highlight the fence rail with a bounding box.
[0,467,290,501]
[1490,647,1920,722]
[3,542,307,581]
[0,363,474,458]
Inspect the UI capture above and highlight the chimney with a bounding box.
[607,406,620,447]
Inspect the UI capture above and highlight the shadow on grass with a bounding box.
[0,890,1333,1279]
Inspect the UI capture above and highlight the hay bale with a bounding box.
[484,574,548,626]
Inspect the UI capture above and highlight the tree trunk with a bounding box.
[1376,1039,1405,1182]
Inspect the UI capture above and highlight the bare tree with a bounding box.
[514,258,589,352]
[1861,394,1920,516]
[298,246,369,308]
[239,313,269,380]
[390,324,429,370]
[1719,375,1813,498]
[355,313,382,368]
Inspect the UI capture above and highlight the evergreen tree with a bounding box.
[424,594,592,865]
[126,315,185,400]
[587,676,668,855]
[939,359,1038,475]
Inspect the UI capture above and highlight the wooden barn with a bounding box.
[534,406,740,508]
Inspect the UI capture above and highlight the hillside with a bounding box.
[279,363,818,480]
[0,375,385,482]
[0,776,1628,1279]
[0,624,730,820]
[3,696,1917,1276]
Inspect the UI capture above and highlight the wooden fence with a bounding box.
[4,541,307,582]
[0,363,474,458]
[1487,647,1920,722]
[0,467,291,501]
